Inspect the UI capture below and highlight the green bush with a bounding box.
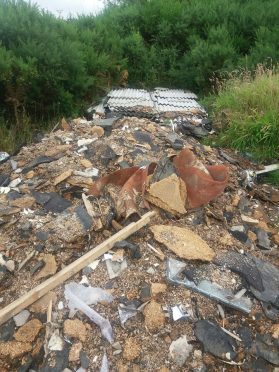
[207,66,279,161]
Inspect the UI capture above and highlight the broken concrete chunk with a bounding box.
[143,300,165,332]
[0,341,32,359]
[35,254,57,280]
[151,225,215,261]
[123,337,141,361]
[14,318,43,342]
[195,320,237,360]
[169,335,193,367]
[146,174,186,215]
[64,319,87,342]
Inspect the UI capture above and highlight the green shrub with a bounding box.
[207,65,279,161]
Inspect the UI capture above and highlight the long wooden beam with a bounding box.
[0,211,156,325]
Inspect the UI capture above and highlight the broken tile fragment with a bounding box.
[151,225,215,261]
[146,174,186,215]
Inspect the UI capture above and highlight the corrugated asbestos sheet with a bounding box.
[105,88,203,114]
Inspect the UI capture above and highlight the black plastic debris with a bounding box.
[114,240,141,259]
[75,205,92,230]
[251,334,279,366]
[195,320,237,360]
[32,191,72,213]
[214,251,264,292]
[22,155,56,174]
[256,228,271,250]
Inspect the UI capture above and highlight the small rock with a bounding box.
[146,267,156,275]
[35,230,49,241]
[58,301,64,310]
[29,291,57,313]
[48,330,64,351]
[91,126,105,138]
[69,342,82,362]
[123,337,141,361]
[169,335,193,367]
[64,319,87,342]
[80,350,90,369]
[140,283,151,301]
[0,341,32,359]
[241,214,259,225]
[13,310,30,327]
[143,300,165,332]
[112,341,122,350]
[151,283,167,296]
[231,194,240,207]
[5,260,15,272]
[14,319,43,342]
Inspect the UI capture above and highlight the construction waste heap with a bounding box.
[0,88,278,372]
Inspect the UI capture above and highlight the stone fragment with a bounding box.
[219,233,233,246]
[247,230,257,242]
[91,126,105,138]
[123,337,141,361]
[14,319,43,342]
[0,319,15,341]
[271,324,279,339]
[35,254,57,280]
[256,229,270,250]
[64,319,87,342]
[29,291,57,313]
[143,300,165,332]
[61,117,71,131]
[80,158,93,168]
[146,174,186,215]
[45,144,72,157]
[80,351,89,369]
[0,341,32,359]
[151,283,167,297]
[10,196,35,209]
[169,335,193,367]
[48,330,64,351]
[5,260,15,272]
[69,342,82,362]
[151,225,215,261]
[241,214,259,225]
[53,169,73,185]
[13,310,30,327]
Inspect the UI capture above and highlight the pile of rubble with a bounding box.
[0,114,279,372]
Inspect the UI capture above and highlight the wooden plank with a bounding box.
[0,211,156,325]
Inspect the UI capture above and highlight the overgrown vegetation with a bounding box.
[0,0,279,152]
[206,66,279,161]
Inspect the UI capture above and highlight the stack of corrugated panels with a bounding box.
[106,89,154,112]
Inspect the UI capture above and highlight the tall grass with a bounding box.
[207,65,279,161]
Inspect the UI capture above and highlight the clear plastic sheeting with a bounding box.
[100,352,109,372]
[64,282,114,343]
[167,258,252,314]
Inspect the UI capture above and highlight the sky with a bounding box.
[32,0,105,18]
